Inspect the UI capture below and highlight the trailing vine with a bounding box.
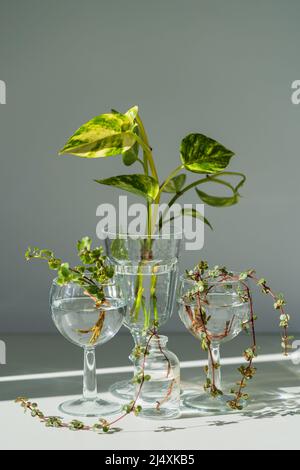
[15,329,175,433]
[25,237,114,345]
[182,261,292,410]
[23,238,176,432]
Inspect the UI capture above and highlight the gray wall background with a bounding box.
[0,0,299,333]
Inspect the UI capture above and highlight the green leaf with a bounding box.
[162,174,186,193]
[60,262,71,277]
[180,133,235,174]
[125,105,139,123]
[77,237,92,252]
[39,249,53,258]
[25,247,32,260]
[59,111,136,158]
[196,188,239,207]
[122,141,139,166]
[95,174,159,201]
[181,208,213,230]
[48,258,62,270]
[164,207,212,230]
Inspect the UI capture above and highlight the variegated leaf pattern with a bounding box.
[181,133,235,174]
[162,174,186,193]
[122,141,139,166]
[59,111,137,158]
[125,105,139,123]
[95,174,160,201]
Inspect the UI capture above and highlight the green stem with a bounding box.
[159,165,184,195]
[135,114,159,181]
[137,158,147,172]
[158,171,245,230]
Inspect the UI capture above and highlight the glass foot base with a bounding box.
[183,392,247,415]
[109,380,134,400]
[139,408,180,420]
[58,398,121,418]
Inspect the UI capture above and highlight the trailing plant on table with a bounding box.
[23,240,176,430]
[15,330,174,433]
[181,261,292,410]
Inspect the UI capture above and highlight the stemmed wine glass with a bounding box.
[178,273,250,412]
[50,278,126,417]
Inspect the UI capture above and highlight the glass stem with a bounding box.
[208,343,221,391]
[83,347,97,401]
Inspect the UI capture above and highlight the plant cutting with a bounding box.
[24,238,178,421]
[178,261,292,412]
[25,238,129,417]
[58,105,246,326]
[16,331,178,432]
[58,105,247,401]
[59,105,246,234]
[25,238,115,346]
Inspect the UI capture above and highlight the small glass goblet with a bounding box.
[178,273,250,413]
[50,278,126,417]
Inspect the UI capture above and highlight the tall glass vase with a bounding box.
[105,231,182,399]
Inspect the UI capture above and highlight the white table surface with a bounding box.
[0,333,299,450]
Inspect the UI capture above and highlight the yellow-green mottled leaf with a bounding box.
[59,112,136,158]
[122,141,139,166]
[181,133,235,174]
[162,174,186,193]
[95,174,159,201]
[125,105,139,123]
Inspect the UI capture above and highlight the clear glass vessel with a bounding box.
[178,273,250,413]
[135,335,180,419]
[50,279,126,417]
[105,231,182,400]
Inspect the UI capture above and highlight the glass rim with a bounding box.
[179,271,245,285]
[146,334,168,343]
[102,229,183,240]
[52,276,116,287]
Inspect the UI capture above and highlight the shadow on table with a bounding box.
[175,359,300,429]
[0,371,131,401]
[2,358,300,433]
[113,390,300,435]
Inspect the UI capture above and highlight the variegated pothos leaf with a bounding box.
[162,174,186,193]
[181,133,235,174]
[59,108,138,158]
[95,174,159,201]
